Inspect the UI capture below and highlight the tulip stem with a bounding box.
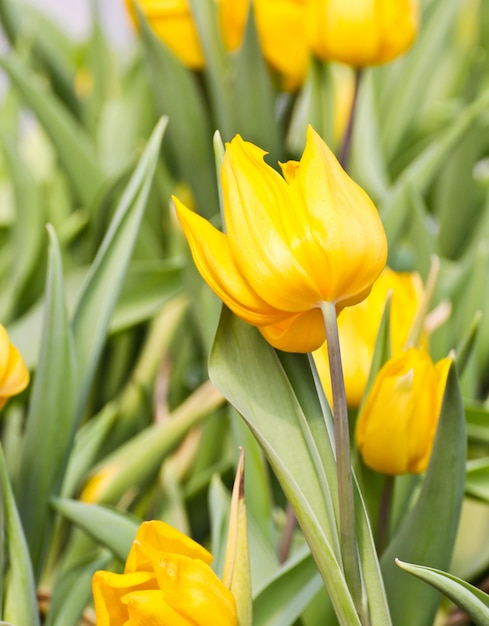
[339,68,363,171]
[321,301,368,624]
[376,475,394,556]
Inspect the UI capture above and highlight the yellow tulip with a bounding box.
[356,348,451,475]
[174,126,387,353]
[314,267,425,406]
[306,0,419,66]
[0,325,29,409]
[92,520,237,626]
[125,0,309,88]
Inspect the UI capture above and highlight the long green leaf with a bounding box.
[0,446,39,626]
[15,225,75,581]
[0,54,102,206]
[380,363,466,626]
[70,117,167,419]
[209,309,360,626]
[396,560,489,626]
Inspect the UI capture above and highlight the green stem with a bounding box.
[376,475,394,557]
[339,68,363,171]
[321,301,368,624]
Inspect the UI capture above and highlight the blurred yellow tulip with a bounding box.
[174,126,387,353]
[92,520,237,625]
[306,0,419,66]
[125,0,309,88]
[0,325,29,409]
[356,348,451,475]
[314,267,425,406]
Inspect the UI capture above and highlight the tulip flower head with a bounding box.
[356,348,451,475]
[92,520,237,625]
[125,0,309,88]
[0,325,29,409]
[175,126,387,353]
[313,267,425,406]
[306,0,419,66]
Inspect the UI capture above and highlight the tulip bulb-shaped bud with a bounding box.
[175,125,387,353]
[306,0,419,66]
[92,520,237,625]
[0,325,29,409]
[356,348,451,475]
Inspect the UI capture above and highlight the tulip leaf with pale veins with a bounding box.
[70,117,167,420]
[15,225,76,582]
[0,54,102,207]
[0,446,40,626]
[395,560,489,626]
[380,363,466,626]
[51,499,139,562]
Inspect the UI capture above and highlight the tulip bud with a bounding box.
[355,348,451,475]
[0,325,30,409]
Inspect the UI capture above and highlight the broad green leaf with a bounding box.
[45,552,111,626]
[0,54,102,206]
[253,547,324,626]
[381,363,466,626]
[396,559,489,626]
[0,446,39,626]
[15,226,75,582]
[137,7,219,217]
[209,309,361,626]
[52,499,139,562]
[70,117,167,419]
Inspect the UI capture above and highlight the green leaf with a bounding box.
[70,117,167,419]
[253,547,324,626]
[465,404,489,444]
[209,309,361,626]
[380,363,466,626]
[52,499,139,562]
[396,559,489,626]
[465,457,489,502]
[137,7,219,217]
[0,446,40,626]
[15,225,75,582]
[45,552,111,626]
[0,54,102,206]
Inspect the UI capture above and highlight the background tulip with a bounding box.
[125,0,309,88]
[356,348,451,475]
[92,520,237,626]
[0,324,29,409]
[306,0,419,66]
[175,126,387,353]
[314,267,425,406]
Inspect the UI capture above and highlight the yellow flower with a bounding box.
[355,348,451,475]
[125,0,309,88]
[0,325,29,409]
[92,520,237,626]
[174,126,387,353]
[313,267,425,406]
[305,0,419,66]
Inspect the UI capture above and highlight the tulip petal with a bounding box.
[124,590,192,626]
[92,570,156,626]
[259,308,325,353]
[0,325,11,381]
[155,553,238,626]
[174,198,287,325]
[0,344,30,397]
[125,520,213,574]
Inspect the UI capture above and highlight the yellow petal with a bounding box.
[124,590,193,625]
[174,197,288,325]
[125,520,213,574]
[92,570,156,626]
[0,343,30,397]
[155,553,238,626]
[0,325,11,381]
[259,308,325,352]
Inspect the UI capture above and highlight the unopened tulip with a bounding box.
[0,325,29,409]
[174,126,387,353]
[356,348,451,475]
[92,520,237,625]
[314,267,425,406]
[306,0,419,66]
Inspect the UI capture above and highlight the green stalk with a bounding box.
[339,68,363,171]
[321,301,368,624]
